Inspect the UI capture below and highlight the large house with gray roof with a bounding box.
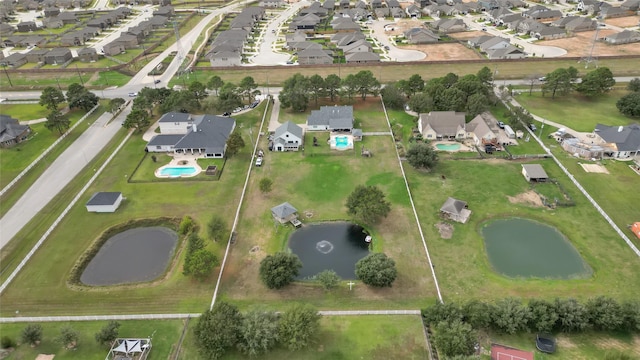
[307,106,354,132]
[593,124,640,158]
[146,112,236,158]
[273,121,303,151]
[418,111,466,140]
[0,115,31,148]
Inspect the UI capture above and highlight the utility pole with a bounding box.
[75,64,85,86]
[2,65,13,87]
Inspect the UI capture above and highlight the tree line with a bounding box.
[178,215,230,281]
[422,297,640,358]
[617,78,640,118]
[39,83,99,135]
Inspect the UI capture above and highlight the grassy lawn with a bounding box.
[89,71,132,87]
[0,103,53,122]
[179,315,428,360]
[1,319,184,360]
[220,99,438,310]
[0,103,270,316]
[405,157,640,302]
[514,90,635,132]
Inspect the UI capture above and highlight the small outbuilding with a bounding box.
[439,197,471,223]
[491,343,533,360]
[631,222,640,240]
[86,192,123,213]
[522,164,548,182]
[271,202,300,225]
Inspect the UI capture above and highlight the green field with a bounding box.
[0,320,184,360]
[0,103,53,122]
[515,90,635,132]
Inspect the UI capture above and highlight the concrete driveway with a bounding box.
[251,1,309,65]
[369,20,426,62]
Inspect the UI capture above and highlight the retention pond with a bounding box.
[80,226,178,286]
[288,222,370,280]
[482,218,591,279]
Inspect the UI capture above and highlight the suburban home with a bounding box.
[289,13,321,32]
[341,39,372,53]
[478,36,511,52]
[404,28,440,44]
[415,0,430,7]
[323,0,336,9]
[391,7,406,18]
[0,23,15,36]
[44,47,72,64]
[44,6,60,17]
[340,0,350,8]
[58,11,79,24]
[371,0,383,8]
[593,123,640,158]
[466,114,497,146]
[297,48,333,65]
[332,32,365,46]
[599,4,632,19]
[16,21,38,32]
[440,197,471,223]
[77,47,99,62]
[259,0,285,7]
[273,121,304,151]
[602,30,640,45]
[331,17,361,32]
[26,48,49,63]
[345,51,380,63]
[286,30,308,47]
[103,41,126,55]
[430,18,466,33]
[468,35,493,47]
[533,25,567,40]
[307,106,354,131]
[147,114,236,158]
[271,202,300,226]
[486,45,526,59]
[418,111,466,140]
[374,8,390,18]
[86,192,124,213]
[1,53,27,67]
[43,17,64,28]
[522,164,549,182]
[153,5,174,18]
[300,2,328,17]
[0,115,31,148]
[620,0,640,11]
[208,50,242,66]
[564,17,597,32]
[406,4,422,17]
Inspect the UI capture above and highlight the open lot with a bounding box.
[539,29,640,57]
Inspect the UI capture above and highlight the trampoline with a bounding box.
[536,334,556,354]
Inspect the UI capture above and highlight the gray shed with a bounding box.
[522,164,548,182]
[440,197,471,223]
[271,202,299,224]
[86,192,123,213]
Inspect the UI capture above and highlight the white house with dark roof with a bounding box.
[307,106,354,131]
[418,111,466,140]
[593,123,640,158]
[147,114,236,158]
[86,192,123,212]
[273,121,304,151]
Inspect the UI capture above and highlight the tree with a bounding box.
[554,298,589,332]
[315,269,340,290]
[39,86,65,110]
[239,76,258,101]
[355,253,397,287]
[207,75,224,95]
[346,185,391,225]
[422,301,463,325]
[225,131,245,158]
[279,74,310,112]
[406,143,438,171]
[341,74,358,100]
[207,215,227,242]
[528,299,558,332]
[380,83,406,110]
[160,90,200,113]
[186,232,205,256]
[56,326,79,349]
[463,300,492,329]
[325,74,341,102]
[95,321,120,347]
[628,78,640,92]
[476,66,494,88]
[433,320,476,358]
[259,177,273,194]
[491,298,531,334]
[577,67,615,97]
[189,81,208,102]
[353,70,380,100]
[122,108,150,131]
[45,109,70,135]
[465,92,489,118]
[308,74,325,105]
[278,303,320,351]
[616,92,640,117]
[108,98,125,114]
[216,83,243,113]
[194,302,241,360]
[526,74,543,96]
[437,87,466,111]
[21,324,43,347]
[585,296,623,331]
[621,300,640,331]
[69,91,99,111]
[399,74,424,98]
[237,310,279,356]
[259,252,302,289]
[542,67,578,99]
[183,249,218,280]
[408,93,433,113]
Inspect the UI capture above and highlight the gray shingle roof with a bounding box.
[595,123,640,151]
[174,115,235,154]
[522,164,548,179]
[440,197,467,215]
[86,192,121,206]
[308,106,354,129]
[274,121,303,140]
[271,202,298,219]
[158,112,192,123]
[147,134,184,146]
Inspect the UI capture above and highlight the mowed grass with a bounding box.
[405,157,640,302]
[0,103,270,316]
[514,90,635,132]
[0,319,184,360]
[220,99,438,310]
[0,103,52,121]
[178,315,428,360]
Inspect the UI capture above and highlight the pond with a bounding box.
[481,218,591,279]
[80,226,178,286]
[288,222,370,280]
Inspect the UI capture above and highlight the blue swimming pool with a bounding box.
[436,143,461,151]
[159,166,198,177]
[335,136,350,148]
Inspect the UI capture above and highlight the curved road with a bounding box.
[370,20,427,62]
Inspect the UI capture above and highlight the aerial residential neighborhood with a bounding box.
[0,0,640,358]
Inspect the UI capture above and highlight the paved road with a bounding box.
[250,2,309,65]
[369,20,426,62]
[0,105,131,248]
[89,5,155,54]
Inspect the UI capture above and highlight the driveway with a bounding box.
[369,20,426,62]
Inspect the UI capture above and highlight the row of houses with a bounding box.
[102,7,173,56]
[206,6,265,66]
[0,46,75,67]
[577,0,639,19]
[16,0,89,11]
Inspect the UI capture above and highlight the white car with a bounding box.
[255,157,263,167]
[128,92,138,97]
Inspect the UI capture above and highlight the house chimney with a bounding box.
[192,123,197,132]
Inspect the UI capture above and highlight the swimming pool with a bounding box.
[335,136,350,148]
[158,166,198,177]
[436,143,461,151]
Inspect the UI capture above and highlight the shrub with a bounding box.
[179,215,194,235]
[21,324,43,347]
[1,336,16,349]
[259,252,302,289]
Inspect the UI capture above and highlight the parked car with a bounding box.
[529,123,537,131]
[538,76,546,82]
[222,112,231,117]
[498,121,505,129]
[249,101,260,108]
[128,92,137,97]
[257,149,264,157]
[255,157,263,167]
[154,79,161,84]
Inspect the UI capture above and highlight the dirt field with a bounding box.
[604,15,640,28]
[538,29,640,57]
[404,43,484,61]
[580,163,610,174]
[507,190,544,207]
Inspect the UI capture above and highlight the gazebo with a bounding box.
[271,202,301,227]
[439,197,471,223]
[106,338,152,360]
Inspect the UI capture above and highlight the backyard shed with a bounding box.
[86,192,123,213]
[491,343,533,360]
[271,202,299,224]
[522,164,548,182]
[439,197,471,223]
[631,222,640,240]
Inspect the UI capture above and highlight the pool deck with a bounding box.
[432,141,474,152]
[155,154,203,178]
